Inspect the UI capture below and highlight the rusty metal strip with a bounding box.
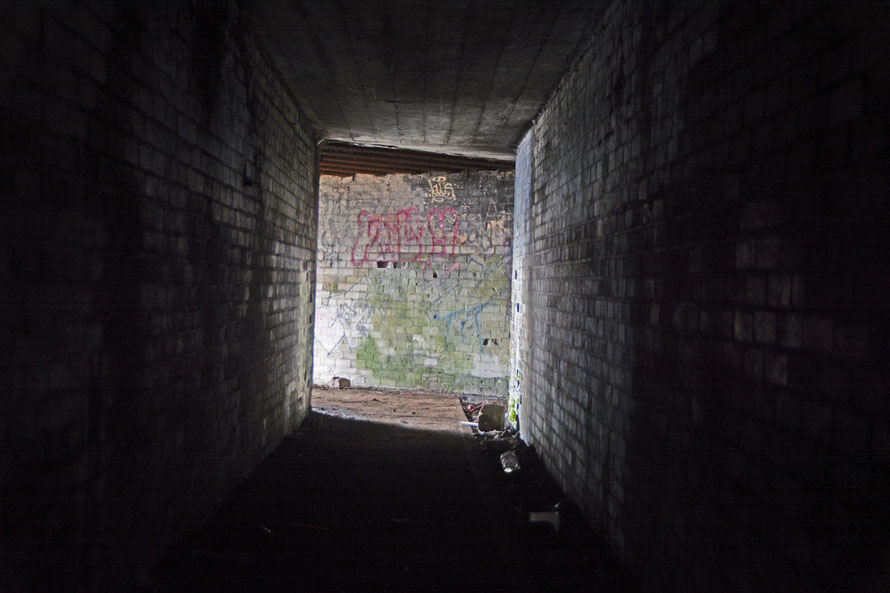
[319,141,514,176]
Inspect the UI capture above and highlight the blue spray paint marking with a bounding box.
[435,300,493,350]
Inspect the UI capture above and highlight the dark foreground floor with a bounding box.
[154,401,636,592]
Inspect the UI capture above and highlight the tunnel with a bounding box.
[2,0,889,591]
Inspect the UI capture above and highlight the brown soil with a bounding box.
[311,385,500,432]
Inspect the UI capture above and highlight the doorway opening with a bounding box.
[311,142,516,402]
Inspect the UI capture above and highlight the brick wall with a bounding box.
[517,0,890,590]
[508,131,533,424]
[0,1,317,590]
[315,171,513,396]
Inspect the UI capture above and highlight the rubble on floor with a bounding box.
[329,376,351,389]
[477,402,507,431]
[460,394,636,591]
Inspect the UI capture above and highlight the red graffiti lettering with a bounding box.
[350,207,460,267]
[427,208,459,259]
[351,210,380,266]
[395,207,424,258]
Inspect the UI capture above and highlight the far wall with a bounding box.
[314,171,513,396]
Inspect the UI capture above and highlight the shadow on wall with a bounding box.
[621,2,890,591]
[1,0,317,590]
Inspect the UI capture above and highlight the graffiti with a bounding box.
[478,254,508,297]
[314,298,376,356]
[350,207,418,266]
[426,208,459,259]
[315,171,513,395]
[433,300,493,350]
[457,214,509,255]
[334,303,358,324]
[503,238,512,275]
[486,219,506,236]
[319,229,337,252]
[427,176,456,202]
[315,333,347,356]
[351,207,460,267]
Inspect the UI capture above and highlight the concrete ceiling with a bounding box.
[248,0,606,161]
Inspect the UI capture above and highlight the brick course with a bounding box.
[315,171,513,395]
[509,130,533,425]
[515,0,890,591]
[0,1,317,589]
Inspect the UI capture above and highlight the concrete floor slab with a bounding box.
[153,388,635,591]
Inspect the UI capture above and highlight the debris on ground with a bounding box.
[499,450,520,473]
[477,403,506,431]
[312,386,468,432]
[156,387,638,592]
[330,376,351,389]
[464,402,483,417]
[459,396,507,429]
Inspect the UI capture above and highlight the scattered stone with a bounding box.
[477,403,506,431]
[330,376,351,389]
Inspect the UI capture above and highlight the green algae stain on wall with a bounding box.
[356,291,427,387]
[355,335,381,372]
[355,276,476,390]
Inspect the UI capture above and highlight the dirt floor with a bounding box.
[153,387,636,592]
[310,385,482,432]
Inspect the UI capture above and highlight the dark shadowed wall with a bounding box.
[514,0,890,590]
[0,1,317,590]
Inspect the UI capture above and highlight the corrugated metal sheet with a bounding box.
[319,141,514,176]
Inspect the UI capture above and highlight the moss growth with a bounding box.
[356,335,381,370]
[507,391,519,425]
[350,272,505,394]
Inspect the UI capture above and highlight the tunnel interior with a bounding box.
[2,0,889,591]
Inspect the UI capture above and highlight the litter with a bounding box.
[500,450,520,473]
[478,403,506,431]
